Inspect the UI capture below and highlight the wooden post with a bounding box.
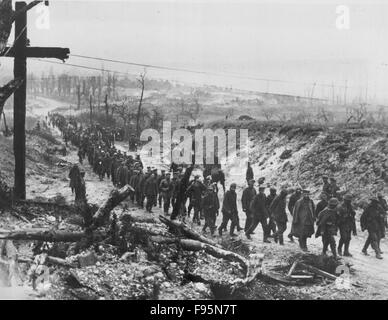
[13,1,27,199]
[1,2,69,200]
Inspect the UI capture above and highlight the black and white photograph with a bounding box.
[0,0,388,304]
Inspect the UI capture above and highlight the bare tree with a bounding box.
[261,107,274,121]
[113,99,130,136]
[346,103,367,124]
[316,106,334,124]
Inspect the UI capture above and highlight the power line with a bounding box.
[30,58,131,76]
[70,53,357,90]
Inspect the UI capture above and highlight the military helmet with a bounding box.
[328,198,339,207]
[343,194,352,201]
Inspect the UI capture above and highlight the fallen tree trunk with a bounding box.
[91,185,134,229]
[0,229,106,242]
[159,215,220,248]
[149,235,248,275]
[179,239,248,272]
[46,255,77,268]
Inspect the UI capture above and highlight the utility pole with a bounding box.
[1,1,70,199]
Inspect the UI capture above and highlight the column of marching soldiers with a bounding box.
[47,113,388,260]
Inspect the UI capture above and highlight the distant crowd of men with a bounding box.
[48,114,387,260]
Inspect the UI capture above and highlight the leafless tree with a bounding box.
[316,106,334,124]
[261,107,274,121]
[113,97,135,138]
[346,103,367,123]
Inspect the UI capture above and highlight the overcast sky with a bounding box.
[2,0,388,103]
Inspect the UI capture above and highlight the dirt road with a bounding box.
[29,96,388,299]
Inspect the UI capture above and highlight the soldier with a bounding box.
[186,175,206,225]
[287,187,302,242]
[96,153,104,181]
[316,198,339,258]
[159,173,173,215]
[322,175,331,198]
[337,194,357,257]
[266,187,277,237]
[171,172,180,208]
[241,179,257,233]
[270,189,288,245]
[291,190,315,252]
[138,170,150,208]
[68,164,81,195]
[315,193,328,218]
[129,169,139,203]
[218,183,239,237]
[157,170,166,208]
[361,198,383,259]
[102,152,112,180]
[246,186,271,243]
[246,162,254,185]
[144,173,158,213]
[377,193,388,228]
[202,184,220,235]
[136,170,145,208]
[329,177,340,199]
[116,161,129,188]
[110,154,119,186]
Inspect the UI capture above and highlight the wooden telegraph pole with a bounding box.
[1,1,69,199]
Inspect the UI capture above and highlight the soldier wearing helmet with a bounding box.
[337,194,357,256]
[316,198,339,258]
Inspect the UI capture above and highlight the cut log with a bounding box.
[0,229,106,242]
[298,262,337,281]
[159,215,220,248]
[46,256,77,268]
[149,236,177,244]
[91,185,134,229]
